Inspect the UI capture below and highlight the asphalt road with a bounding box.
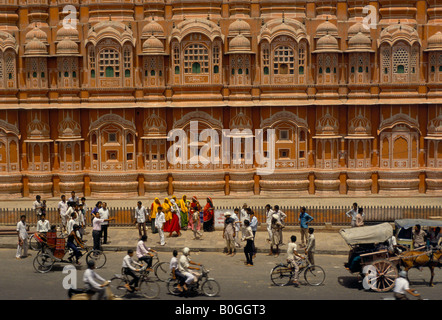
[1,249,441,302]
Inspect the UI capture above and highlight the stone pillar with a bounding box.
[138,174,145,197]
[253,174,260,195]
[168,174,173,196]
[225,173,230,195]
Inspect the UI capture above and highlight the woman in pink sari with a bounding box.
[188,196,201,231]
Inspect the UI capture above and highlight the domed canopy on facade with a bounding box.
[347,22,370,38]
[228,19,251,37]
[346,32,374,52]
[170,18,224,43]
[25,26,48,43]
[56,37,80,55]
[142,36,166,55]
[0,30,18,53]
[313,34,341,53]
[425,31,442,52]
[143,110,167,139]
[86,20,135,47]
[258,17,308,44]
[227,34,253,54]
[24,37,48,56]
[57,114,82,140]
[141,20,165,39]
[378,22,421,47]
[315,18,339,38]
[56,25,79,42]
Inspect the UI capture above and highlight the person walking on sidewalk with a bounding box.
[232,208,241,249]
[355,208,365,227]
[223,212,236,256]
[150,197,161,234]
[249,210,258,257]
[269,214,284,256]
[33,195,43,218]
[242,220,254,266]
[16,215,29,259]
[299,207,314,248]
[98,202,110,244]
[345,202,359,228]
[265,204,274,243]
[179,195,189,230]
[155,206,166,246]
[305,228,316,266]
[58,195,69,233]
[91,201,102,223]
[134,201,148,238]
[191,207,203,240]
[274,205,286,245]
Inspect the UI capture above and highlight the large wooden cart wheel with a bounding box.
[368,259,398,292]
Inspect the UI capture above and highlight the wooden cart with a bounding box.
[340,223,402,292]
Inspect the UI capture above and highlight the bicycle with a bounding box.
[167,265,220,297]
[270,257,326,287]
[138,252,170,282]
[110,265,160,299]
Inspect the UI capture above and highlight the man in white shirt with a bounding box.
[134,201,147,238]
[265,204,274,242]
[287,235,305,286]
[67,210,77,235]
[345,202,359,227]
[98,202,110,244]
[16,215,29,259]
[232,208,241,249]
[170,250,186,291]
[393,271,421,300]
[305,228,316,266]
[83,260,108,300]
[122,249,142,291]
[155,207,166,246]
[37,213,50,234]
[178,247,202,287]
[33,195,43,218]
[58,195,68,232]
[274,205,287,245]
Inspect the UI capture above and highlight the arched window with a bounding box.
[273,45,294,75]
[99,48,119,78]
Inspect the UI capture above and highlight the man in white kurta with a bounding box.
[16,215,28,259]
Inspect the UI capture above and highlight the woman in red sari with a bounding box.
[188,196,201,231]
[163,198,181,237]
[203,197,215,232]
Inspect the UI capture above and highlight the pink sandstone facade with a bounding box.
[0,0,442,199]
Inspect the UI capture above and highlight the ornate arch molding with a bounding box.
[260,110,309,131]
[173,110,223,131]
[170,19,224,44]
[89,113,136,134]
[0,119,20,138]
[0,31,18,53]
[378,113,421,135]
[377,23,421,48]
[85,20,136,47]
[258,18,309,45]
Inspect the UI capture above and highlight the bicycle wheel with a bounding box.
[33,252,54,273]
[154,262,170,282]
[139,279,160,299]
[86,250,107,269]
[270,265,293,287]
[201,279,220,297]
[109,277,127,298]
[29,234,42,251]
[166,278,182,296]
[304,265,326,286]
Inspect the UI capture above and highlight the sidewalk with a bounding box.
[0,224,351,255]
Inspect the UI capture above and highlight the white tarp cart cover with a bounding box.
[339,222,393,246]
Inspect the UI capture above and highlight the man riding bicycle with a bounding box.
[287,235,306,286]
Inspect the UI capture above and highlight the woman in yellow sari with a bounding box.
[179,195,189,230]
[150,197,161,234]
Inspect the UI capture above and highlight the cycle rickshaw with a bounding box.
[340,222,402,292]
[33,230,106,273]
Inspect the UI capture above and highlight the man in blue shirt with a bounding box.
[299,207,314,247]
[248,209,258,257]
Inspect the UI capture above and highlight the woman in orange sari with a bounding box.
[203,197,215,232]
[188,196,201,231]
[163,198,181,237]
